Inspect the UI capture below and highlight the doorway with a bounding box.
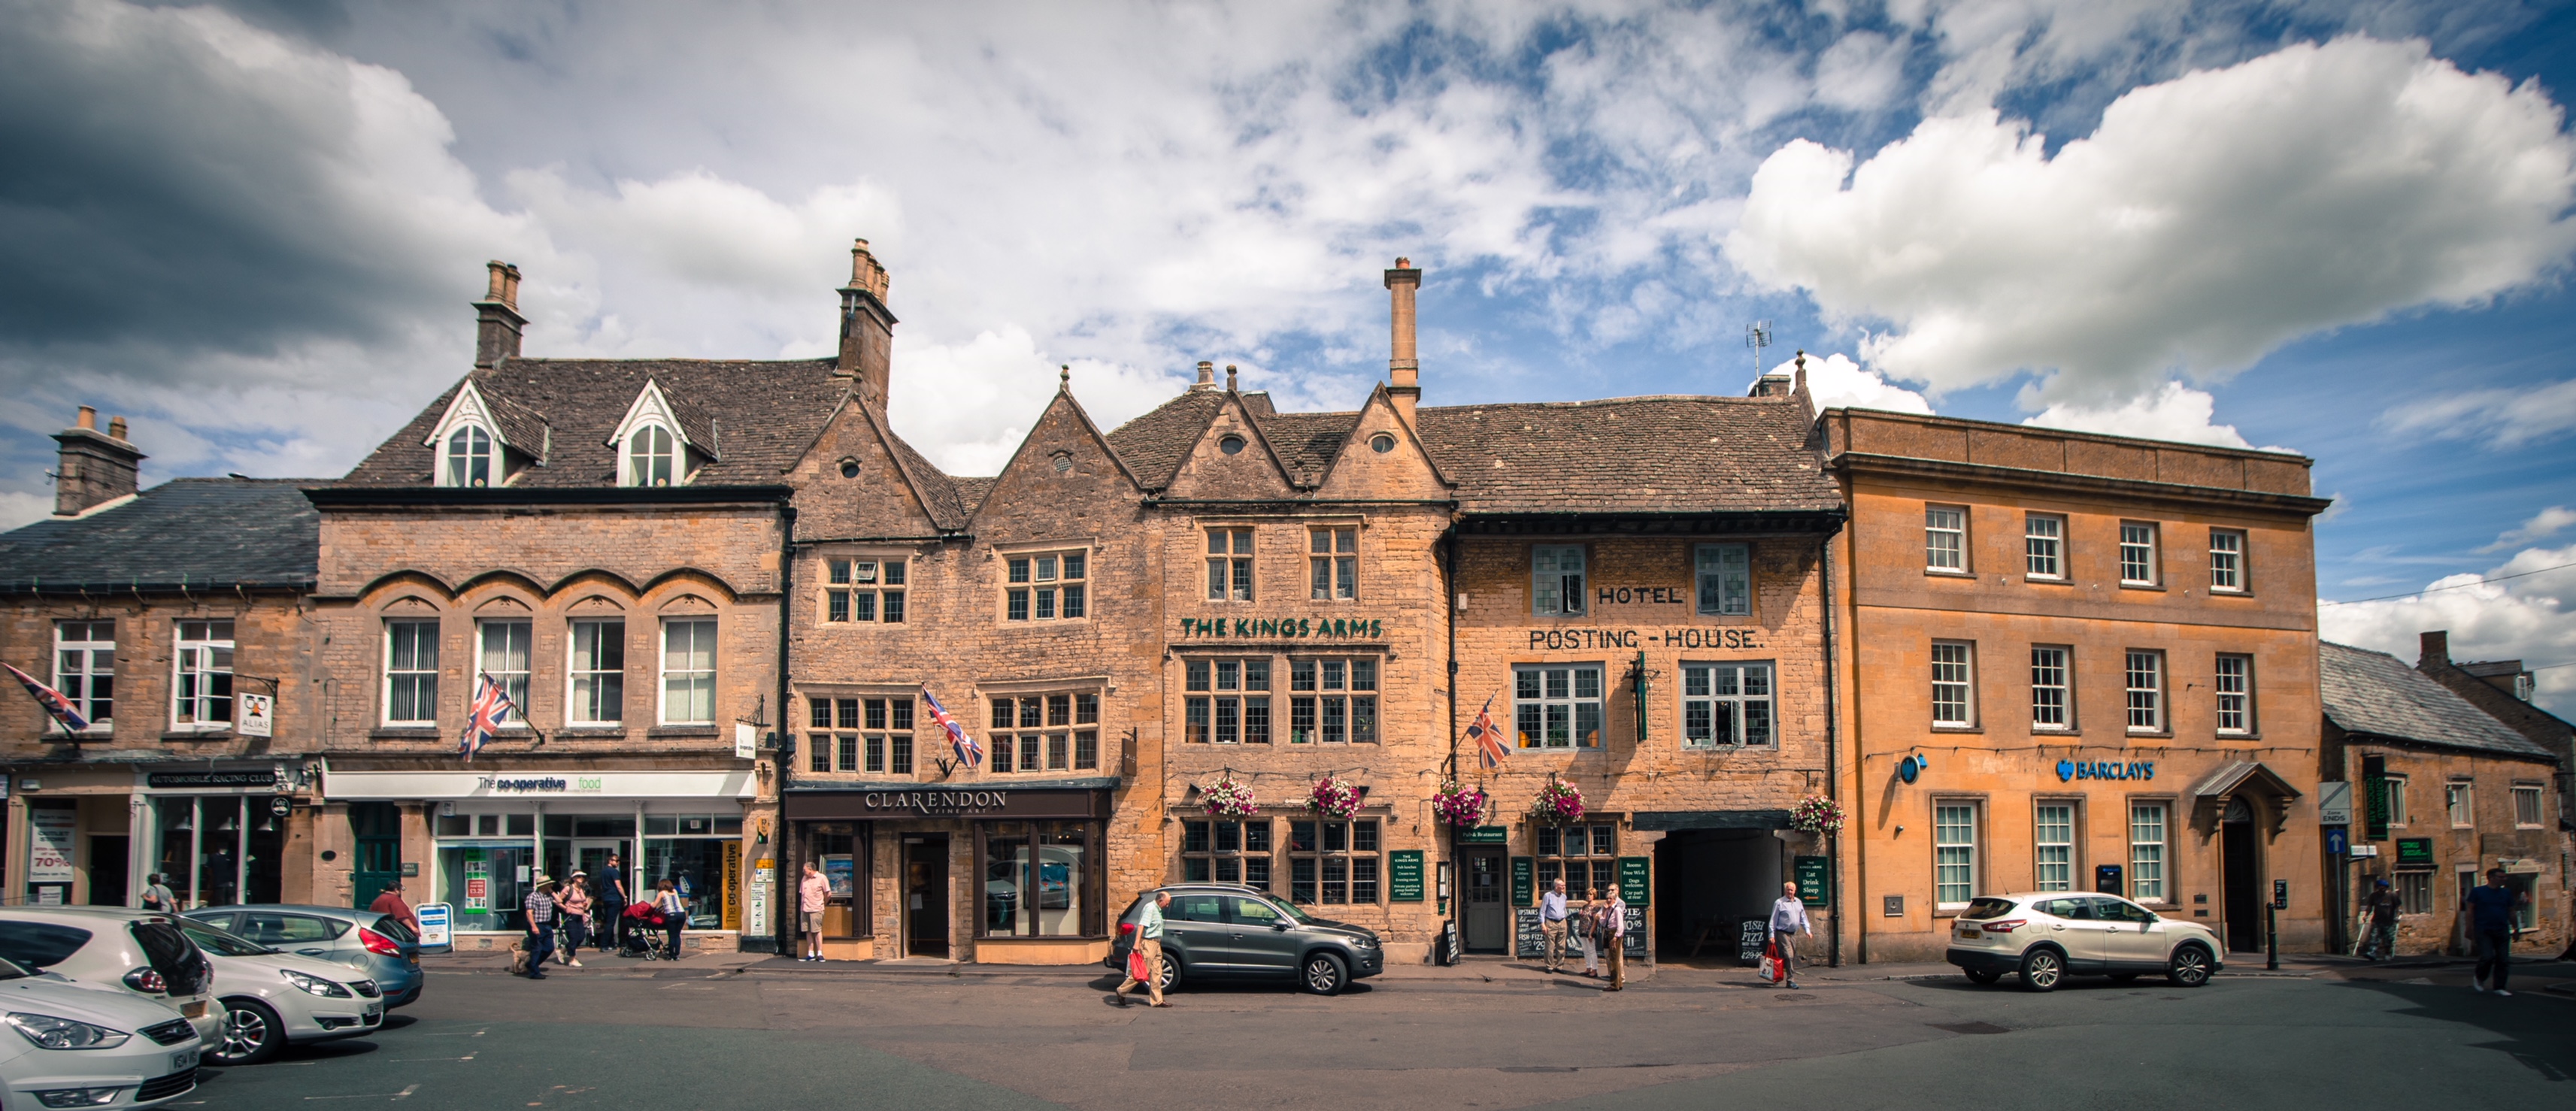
[2220,801,2260,952]
[1459,847,1506,952]
[905,837,949,958]
[350,803,403,911]
[87,835,129,907]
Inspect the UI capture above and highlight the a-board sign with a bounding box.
[416,903,453,952]
[1514,907,1544,958]
[1390,850,1426,902]
[1738,919,1768,964]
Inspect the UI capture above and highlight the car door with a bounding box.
[1159,895,1229,973]
[2096,897,2171,968]
[2033,897,2110,969]
[244,913,341,959]
[1224,896,1300,976]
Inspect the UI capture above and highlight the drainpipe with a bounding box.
[1819,528,1843,968]
[764,499,797,955]
[1444,529,1461,964]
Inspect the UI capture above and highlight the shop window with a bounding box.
[1532,545,1585,616]
[659,618,717,725]
[2209,530,2247,592]
[989,693,1100,771]
[2514,784,2544,828]
[2120,522,2159,585]
[1286,658,1372,743]
[1680,661,1771,747]
[1535,822,1618,897]
[2034,804,2074,892]
[2124,650,2164,732]
[478,619,531,723]
[1288,819,1380,905]
[149,795,283,911]
[2214,654,2253,734]
[2396,871,2432,914]
[437,843,529,933]
[823,559,907,623]
[2128,803,2168,903]
[51,619,114,731]
[2446,781,2472,828]
[806,824,867,938]
[1514,663,1602,748]
[1206,528,1254,602]
[2030,646,2071,731]
[1931,641,1974,728]
[981,821,1102,937]
[1310,528,1356,601]
[568,619,623,724]
[173,618,235,729]
[1180,819,1273,889]
[1925,506,1967,573]
[1005,550,1086,622]
[1935,802,1979,909]
[1695,543,1750,615]
[2025,515,2064,579]
[643,816,740,929]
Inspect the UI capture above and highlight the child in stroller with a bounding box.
[620,901,674,960]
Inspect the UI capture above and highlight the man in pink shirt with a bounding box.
[799,861,831,962]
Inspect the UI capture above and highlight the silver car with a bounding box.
[0,956,205,1108]
[0,910,224,1046]
[174,920,383,1066]
[184,906,423,1010]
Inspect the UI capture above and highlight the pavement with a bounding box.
[164,945,2574,1110]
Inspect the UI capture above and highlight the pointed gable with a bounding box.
[1313,384,1451,500]
[1103,391,1227,492]
[608,378,719,462]
[786,393,970,538]
[970,384,1144,530]
[1159,392,1302,501]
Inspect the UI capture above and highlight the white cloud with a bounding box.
[2022,381,2295,452]
[0,491,50,531]
[2484,505,2576,551]
[1765,352,1934,414]
[1726,35,2576,408]
[2321,543,2576,718]
[2377,377,2576,449]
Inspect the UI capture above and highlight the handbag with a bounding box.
[1759,937,1783,982]
[1126,948,1152,983]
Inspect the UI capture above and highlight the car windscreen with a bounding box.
[129,921,211,995]
[1958,898,2019,922]
[178,921,277,958]
[0,921,95,969]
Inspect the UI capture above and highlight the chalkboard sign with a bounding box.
[1618,857,1651,906]
[1510,857,1534,907]
[1738,918,1768,964]
[1390,850,1425,902]
[1624,907,1647,958]
[1795,855,1828,907]
[1514,907,1545,958]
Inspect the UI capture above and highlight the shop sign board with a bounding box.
[1793,855,1828,907]
[147,770,275,789]
[1389,850,1425,902]
[416,904,452,952]
[27,809,75,884]
[1457,826,1508,844]
[1509,856,1534,907]
[785,788,1103,821]
[235,692,274,738]
[2395,838,2435,867]
[1620,857,1653,907]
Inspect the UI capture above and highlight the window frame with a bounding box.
[1925,505,1968,574]
[1286,657,1376,743]
[383,618,439,727]
[2119,522,2160,586]
[1286,817,1382,907]
[2124,649,2165,734]
[2395,871,2432,915]
[441,425,494,489]
[1513,662,1605,749]
[2214,653,2254,736]
[1679,660,1774,748]
[1532,544,1587,617]
[2128,801,2169,904]
[624,422,677,487]
[987,692,1102,772]
[1930,640,1975,728]
[2512,784,2544,829]
[1205,528,1254,603]
[823,556,908,625]
[2032,802,2077,893]
[2024,514,2065,580]
[1308,527,1356,601]
[2208,529,2247,593]
[657,617,719,726]
[1934,801,1980,910]
[2445,780,2473,828]
[1003,549,1086,622]
[477,619,532,726]
[2029,645,2072,732]
[173,618,238,731]
[1534,822,1621,899]
[565,618,625,725]
[51,619,114,733]
[1179,817,1274,890]
[1695,543,1752,616]
[2385,773,2410,828]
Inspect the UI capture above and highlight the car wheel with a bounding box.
[1156,950,1180,991]
[2167,944,2213,988]
[212,997,284,1065]
[1302,952,1349,996]
[2018,948,2064,992]
[1963,968,2001,985]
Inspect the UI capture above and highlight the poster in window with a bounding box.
[823,854,855,898]
[26,808,75,884]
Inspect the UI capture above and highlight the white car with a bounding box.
[0,955,203,1108]
[0,911,224,1045]
[174,919,383,1065]
[1946,892,2225,991]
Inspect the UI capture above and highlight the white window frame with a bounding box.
[477,619,532,725]
[2445,780,2472,828]
[1310,527,1356,601]
[659,618,718,725]
[2129,802,2168,904]
[1514,663,1604,749]
[1206,528,1254,603]
[2025,514,2064,579]
[1680,661,1774,747]
[1532,545,1586,616]
[2214,654,2253,735]
[2034,804,2075,892]
[2208,529,2246,592]
[1931,641,1974,728]
[2119,522,2159,586]
[1693,543,1752,616]
[1926,506,1967,573]
[566,618,624,725]
[2030,646,2071,731]
[443,425,494,489]
[1935,802,1979,910]
[2513,784,2544,829]
[2386,774,2410,828]
[2125,649,2164,733]
[625,423,677,487]
[383,618,439,726]
[52,619,114,732]
[2396,871,2432,915]
[171,619,235,731]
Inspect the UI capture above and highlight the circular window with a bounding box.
[1370,433,1396,454]
[1218,434,1246,456]
[838,458,861,479]
[1052,453,1074,474]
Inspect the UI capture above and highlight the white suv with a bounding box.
[1947,892,2223,991]
[0,956,204,1108]
[0,911,224,1044]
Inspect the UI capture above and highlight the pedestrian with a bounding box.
[139,873,177,913]
[799,861,831,962]
[1602,885,1629,991]
[652,878,688,961]
[1577,887,1603,977]
[523,876,558,980]
[368,879,417,932]
[1540,877,1571,973]
[1770,881,1811,989]
[1114,891,1171,1007]
[556,873,591,967]
[596,853,629,953]
[2462,867,2525,996]
[2359,878,2402,961]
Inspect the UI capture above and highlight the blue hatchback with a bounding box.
[185,904,425,1008]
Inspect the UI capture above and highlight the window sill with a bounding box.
[2023,576,2070,585]
[2217,731,2260,741]
[556,728,629,740]
[161,730,235,742]
[2118,582,2165,592]
[648,725,722,738]
[2208,589,2252,598]
[1923,569,1972,578]
[2126,730,2174,740]
[371,727,442,740]
[2030,728,2080,737]
[1680,744,1779,752]
[1929,725,1983,734]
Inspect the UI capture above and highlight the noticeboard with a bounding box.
[416,903,453,952]
[1795,855,1829,907]
[1619,857,1652,907]
[1510,857,1534,907]
[1390,850,1426,902]
[2395,837,2435,868]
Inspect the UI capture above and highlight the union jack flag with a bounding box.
[460,672,517,762]
[4,663,90,734]
[921,686,981,769]
[1465,693,1508,770]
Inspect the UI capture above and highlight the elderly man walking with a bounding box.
[1770,881,1812,989]
[1602,886,1629,991]
[1115,891,1172,1008]
[1540,878,1572,973]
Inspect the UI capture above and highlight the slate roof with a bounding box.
[1417,395,1838,515]
[2320,642,2554,759]
[952,477,999,516]
[1102,390,1229,490]
[1262,411,1362,486]
[0,478,320,592]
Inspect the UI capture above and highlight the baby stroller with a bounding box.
[619,902,672,961]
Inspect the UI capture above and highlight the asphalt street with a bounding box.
[165,956,2576,1111]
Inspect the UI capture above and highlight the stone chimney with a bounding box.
[1190,361,1217,392]
[1384,258,1423,425]
[473,261,525,369]
[2419,630,2451,669]
[1225,364,1239,392]
[53,405,144,516]
[838,238,899,416]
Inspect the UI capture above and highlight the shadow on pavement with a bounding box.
[2329,977,2576,1082]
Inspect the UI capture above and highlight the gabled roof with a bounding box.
[1414,395,1838,516]
[1263,411,1362,486]
[1103,391,1228,490]
[0,478,320,593]
[2321,642,2554,759]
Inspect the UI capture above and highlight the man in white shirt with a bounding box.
[1602,888,1629,991]
[1539,879,1571,973]
[1771,881,1811,989]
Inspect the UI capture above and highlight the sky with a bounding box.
[2,0,2572,713]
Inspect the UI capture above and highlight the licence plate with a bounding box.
[180,1001,207,1019]
[1956,929,1980,940]
[171,1048,199,1072]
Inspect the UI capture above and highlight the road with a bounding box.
[168,955,2576,1110]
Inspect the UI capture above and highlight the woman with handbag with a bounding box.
[1577,887,1604,977]
[556,873,592,967]
[652,879,688,960]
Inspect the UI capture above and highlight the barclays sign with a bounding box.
[2056,759,2154,783]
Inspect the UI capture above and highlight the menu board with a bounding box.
[1389,851,1425,902]
[1514,908,1544,958]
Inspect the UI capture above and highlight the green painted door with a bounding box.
[350,803,402,910]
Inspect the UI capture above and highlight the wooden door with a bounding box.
[1462,848,1507,952]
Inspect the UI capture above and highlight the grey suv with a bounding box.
[1105,885,1383,995]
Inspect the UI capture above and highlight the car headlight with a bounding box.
[32,1087,124,1108]
[6,1013,132,1051]
[1347,936,1378,949]
[281,969,353,997]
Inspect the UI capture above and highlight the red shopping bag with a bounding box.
[1759,938,1784,983]
[1126,948,1152,983]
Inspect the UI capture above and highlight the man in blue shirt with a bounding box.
[1539,879,1571,973]
[2462,867,2526,996]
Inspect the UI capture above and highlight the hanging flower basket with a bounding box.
[1308,775,1363,819]
[1526,777,1585,825]
[1432,782,1490,828]
[1790,794,1845,835]
[1196,776,1260,819]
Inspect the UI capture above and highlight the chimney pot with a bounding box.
[75,406,95,430]
[107,416,127,441]
[1226,365,1238,392]
[474,261,527,368]
[1192,362,1217,392]
[838,239,897,414]
[1383,259,1423,425]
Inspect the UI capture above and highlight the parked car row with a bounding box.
[0,904,423,1107]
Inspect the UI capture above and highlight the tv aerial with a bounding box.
[1745,321,1773,380]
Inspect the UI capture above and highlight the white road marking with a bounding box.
[390,1052,475,1062]
[302,1084,420,1101]
[420,1029,487,1037]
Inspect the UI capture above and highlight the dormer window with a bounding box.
[627,425,676,487]
[444,425,493,487]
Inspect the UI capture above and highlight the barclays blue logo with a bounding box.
[2057,759,2153,783]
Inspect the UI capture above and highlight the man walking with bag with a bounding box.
[1114,891,1171,1008]
[1539,878,1571,973]
[1771,881,1811,989]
